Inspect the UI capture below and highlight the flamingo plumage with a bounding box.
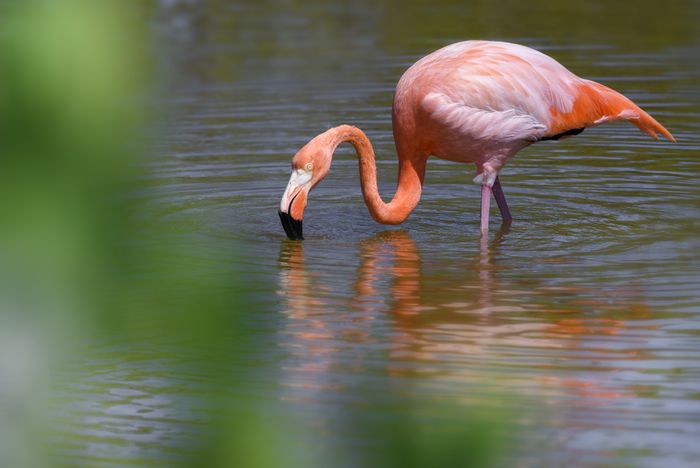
[279,40,674,240]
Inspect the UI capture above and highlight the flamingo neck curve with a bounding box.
[326,125,424,225]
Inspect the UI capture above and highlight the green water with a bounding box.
[51,0,700,466]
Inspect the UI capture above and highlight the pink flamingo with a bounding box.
[279,41,674,240]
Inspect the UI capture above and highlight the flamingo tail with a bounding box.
[586,81,676,142]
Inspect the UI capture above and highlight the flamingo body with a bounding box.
[279,41,674,240]
[394,41,673,184]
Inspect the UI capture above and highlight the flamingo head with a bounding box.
[278,135,333,240]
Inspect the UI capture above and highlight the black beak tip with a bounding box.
[278,210,304,240]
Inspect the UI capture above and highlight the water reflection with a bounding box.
[275,228,700,462]
[277,227,539,386]
[355,230,422,317]
[276,227,658,370]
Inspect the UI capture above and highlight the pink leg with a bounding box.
[492,176,512,223]
[480,184,491,235]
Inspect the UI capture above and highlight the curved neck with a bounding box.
[326,125,425,225]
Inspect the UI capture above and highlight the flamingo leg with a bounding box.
[480,184,491,235]
[492,176,512,223]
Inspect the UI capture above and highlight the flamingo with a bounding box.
[278,40,674,240]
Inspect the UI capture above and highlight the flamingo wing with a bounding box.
[421,91,548,143]
[412,41,674,144]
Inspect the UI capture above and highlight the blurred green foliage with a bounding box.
[0,0,246,351]
[0,1,249,465]
[0,0,148,330]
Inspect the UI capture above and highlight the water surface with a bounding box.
[61,1,700,466]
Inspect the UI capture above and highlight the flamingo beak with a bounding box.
[279,209,303,240]
[279,169,311,240]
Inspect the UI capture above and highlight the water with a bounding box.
[60,0,700,466]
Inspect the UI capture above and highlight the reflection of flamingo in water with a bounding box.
[355,230,423,318]
[354,233,656,408]
[279,231,654,405]
[279,40,674,239]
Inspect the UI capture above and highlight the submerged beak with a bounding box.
[279,169,311,240]
[279,209,303,240]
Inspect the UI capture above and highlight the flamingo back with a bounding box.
[393,40,674,163]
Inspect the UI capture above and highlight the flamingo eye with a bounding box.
[304,162,313,172]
